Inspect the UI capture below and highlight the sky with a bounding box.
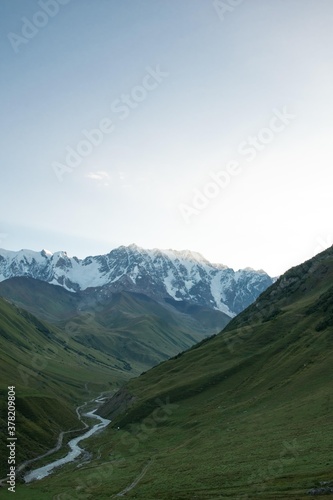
[0,0,332,276]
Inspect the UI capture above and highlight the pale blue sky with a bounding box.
[1,0,332,275]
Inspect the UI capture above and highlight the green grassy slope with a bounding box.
[0,297,132,478]
[0,278,229,486]
[0,277,230,369]
[0,277,78,324]
[16,247,333,499]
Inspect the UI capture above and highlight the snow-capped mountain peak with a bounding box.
[0,245,274,316]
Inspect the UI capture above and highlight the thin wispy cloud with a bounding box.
[85,171,110,181]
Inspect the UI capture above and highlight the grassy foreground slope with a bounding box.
[9,246,333,499]
[0,296,133,478]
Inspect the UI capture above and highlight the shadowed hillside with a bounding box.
[87,245,332,499]
[0,277,230,368]
[0,297,132,478]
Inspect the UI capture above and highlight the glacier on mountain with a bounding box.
[0,244,273,316]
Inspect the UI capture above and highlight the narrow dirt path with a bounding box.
[115,459,153,497]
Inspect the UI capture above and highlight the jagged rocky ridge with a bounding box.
[0,244,273,316]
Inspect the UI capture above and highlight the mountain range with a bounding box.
[0,244,273,317]
[0,243,274,484]
[0,244,332,497]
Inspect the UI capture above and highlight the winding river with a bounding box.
[24,409,110,483]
